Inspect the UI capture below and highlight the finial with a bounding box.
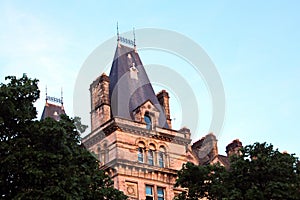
[117,22,120,41]
[61,87,63,105]
[133,27,136,46]
[133,27,137,51]
[45,85,48,103]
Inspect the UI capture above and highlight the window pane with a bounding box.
[144,115,152,130]
[159,152,164,167]
[157,187,164,200]
[157,187,164,195]
[138,147,143,162]
[148,150,154,165]
[146,185,153,195]
[146,185,153,200]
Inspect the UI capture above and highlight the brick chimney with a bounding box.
[156,90,172,129]
[90,73,111,131]
[226,139,243,157]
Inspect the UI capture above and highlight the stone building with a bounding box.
[82,39,240,200]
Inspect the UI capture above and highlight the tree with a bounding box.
[0,75,127,200]
[175,162,228,200]
[229,142,300,200]
[175,142,300,200]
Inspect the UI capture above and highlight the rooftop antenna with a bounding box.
[133,27,136,51]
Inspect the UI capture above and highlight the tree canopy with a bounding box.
[0,75,127,200]
[175,142,300,200]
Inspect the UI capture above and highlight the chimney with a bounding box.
[156,90,172,129]
[90,73,111,131]
[206,133,218,159]
[226,139,243,157]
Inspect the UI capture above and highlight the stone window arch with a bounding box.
[137,141,145,163]
[148,143,156,166]
[158,146,167,168]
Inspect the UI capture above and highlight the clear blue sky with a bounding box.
[1,1,299,156]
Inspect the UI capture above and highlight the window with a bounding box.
[146,185,153,200]
[159,146,166,168]
[97,146,102,162]
[148,150,154,165]
[157,187,165,200]
[144,113,152,130]
[103,143,108,163]
[138,147,144,162]
[158,152,164,168]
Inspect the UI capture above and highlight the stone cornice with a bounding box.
[82,117,191,148]
[101,158,178,175]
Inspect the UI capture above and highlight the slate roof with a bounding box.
[40,102,65,121]
[109,44,169,128]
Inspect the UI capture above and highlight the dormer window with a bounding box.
[132,100,160,129]
[144,113,152,130]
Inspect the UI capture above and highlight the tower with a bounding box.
[82,35,199,200]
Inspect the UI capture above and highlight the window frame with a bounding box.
[144,113,152,130]
[158,151,164,168]
[145,185,154,200]
[138,147,144,163]
[157,187,165,200]
[148,149,154,165]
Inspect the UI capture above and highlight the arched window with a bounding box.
[159,146,166,168]
[158,152,164,167]
[138,147,144,162]
[144,113,152,130]
[148,150,154,165]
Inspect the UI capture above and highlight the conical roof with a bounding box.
[109,44,169,128]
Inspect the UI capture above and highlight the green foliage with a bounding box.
[0,75,127,200]
[175,142,300,200]
[175,162,228,200]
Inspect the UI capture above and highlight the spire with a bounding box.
[109,44,169,128]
